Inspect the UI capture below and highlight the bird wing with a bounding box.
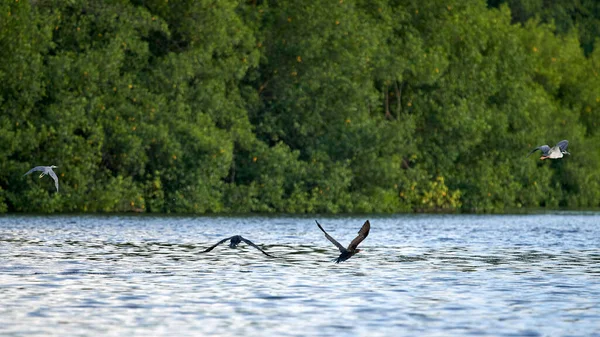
[23,166,45,176]
[48,169,59,192]
[315,220,347,253]
[241,237,275,257]
[201,236,233,253]
[347,220,370,251]
[527,145,550,156]
[557,140,569,151]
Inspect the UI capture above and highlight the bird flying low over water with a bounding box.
[316,220,370,263]
[24,165,59,192]
[200,235,274,257]
[528,140,570,160]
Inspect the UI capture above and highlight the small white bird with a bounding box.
[24,165,59,192]
[527,140,570,160]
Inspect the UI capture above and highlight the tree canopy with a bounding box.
[1,0,599,213]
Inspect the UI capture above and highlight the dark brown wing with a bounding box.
[315,220,347,253]
[347,220,370,251]
[240,237,275,258]
[200,236,234,253]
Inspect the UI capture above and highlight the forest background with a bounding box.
[1,0,599,214]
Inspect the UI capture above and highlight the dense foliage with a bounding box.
[1,0,599,213]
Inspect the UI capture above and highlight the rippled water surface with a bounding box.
[1,214,599,336]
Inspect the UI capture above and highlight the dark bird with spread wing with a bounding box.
[200,235,274,257]
[316,220,370,263]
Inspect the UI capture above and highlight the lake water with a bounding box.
[0,213,599,336]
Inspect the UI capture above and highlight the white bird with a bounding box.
[24,165,59,192]
[527,140,570,160]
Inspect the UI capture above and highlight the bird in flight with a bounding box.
[24,165,59,192]
[528,140,570,160]
[316,220,370,263]
[200,235,274,257]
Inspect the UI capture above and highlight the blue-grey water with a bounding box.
[0,214,599,337]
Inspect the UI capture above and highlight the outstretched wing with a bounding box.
[557,140,568,152]
[527,145,550,156]
[347,220,370,251]
[201,236,234,253]
[315,220,347,253]
[240,237,275,258]
[48,169,59,192]
[23,166,45,176]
